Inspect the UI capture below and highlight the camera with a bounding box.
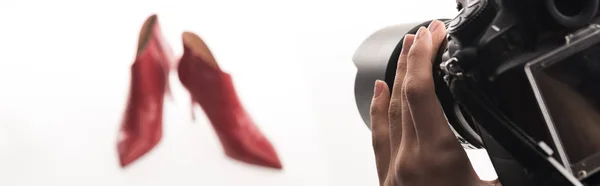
[353,0,600,185]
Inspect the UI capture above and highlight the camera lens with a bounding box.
[353,19,484,149]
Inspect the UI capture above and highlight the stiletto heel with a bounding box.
[177,32,283,169]
[190,97,197,121]
[117,14,174,167]
[164,79,174,101]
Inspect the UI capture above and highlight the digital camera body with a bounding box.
[353,0,600,185]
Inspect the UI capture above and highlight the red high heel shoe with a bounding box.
[117,14,174,167]
[177,32,283,169]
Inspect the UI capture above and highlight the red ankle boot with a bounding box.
[177,32,282,169]
[117,14,174,167]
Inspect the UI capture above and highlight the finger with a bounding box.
[390,35,415,98]
[389,34,415,156]
[427,20,448,62]
[405,26,456,146]
[399,79,417,148]
[370,80,392,184]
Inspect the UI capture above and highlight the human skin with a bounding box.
[369,20,501,186]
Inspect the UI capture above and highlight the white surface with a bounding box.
[0,0,495,185]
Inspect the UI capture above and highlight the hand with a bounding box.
[369,20,498,186]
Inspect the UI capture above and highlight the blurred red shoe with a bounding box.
[177,32,283,169]
[117,14,174,167]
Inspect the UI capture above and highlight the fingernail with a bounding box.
[415,26,431,41]
[400,34,414,55]
[373,80,384,99]
[428,20,441,32]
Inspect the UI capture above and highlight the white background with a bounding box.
[0,0,496,185]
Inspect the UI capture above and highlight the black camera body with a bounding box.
[353,0,600,185]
